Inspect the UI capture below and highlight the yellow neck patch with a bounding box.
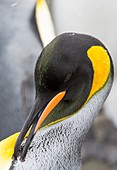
[87,46,110,101]
[0,132,29,170]
[0,133,19,170]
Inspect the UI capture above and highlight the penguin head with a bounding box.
[35,33,94,113]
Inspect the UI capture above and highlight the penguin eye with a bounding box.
[64,72,72,83]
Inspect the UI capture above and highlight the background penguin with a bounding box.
[0,0,42,140]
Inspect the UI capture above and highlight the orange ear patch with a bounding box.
[87,46,110,100]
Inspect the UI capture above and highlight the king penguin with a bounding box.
[9,32,113,170]
[0,0,114,170]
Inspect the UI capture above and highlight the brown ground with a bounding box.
[82,160,117,170]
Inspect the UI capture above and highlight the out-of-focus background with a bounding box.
[0,0,117,169]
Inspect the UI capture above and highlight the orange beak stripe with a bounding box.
[34,91,66,133]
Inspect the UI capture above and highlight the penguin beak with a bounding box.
[13,91,66,160]
[34,91,66,133]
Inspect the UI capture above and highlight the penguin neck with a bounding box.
[13,76,112,170]
[25,114,83,170]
